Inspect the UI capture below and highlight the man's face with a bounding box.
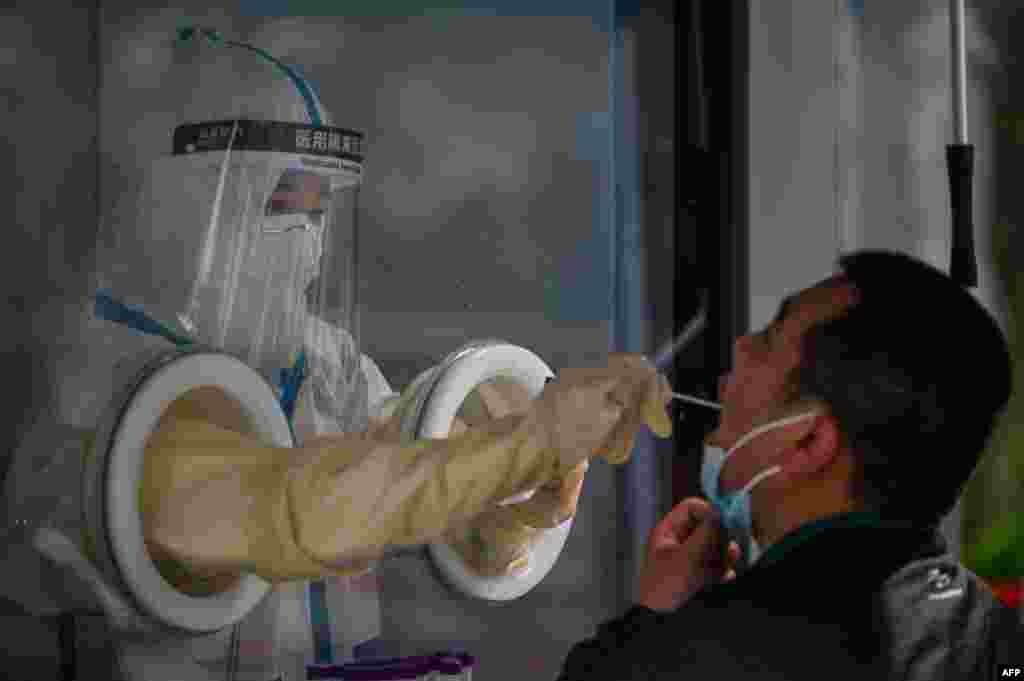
[708,276,859,491]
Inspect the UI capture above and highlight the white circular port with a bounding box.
[416,342,575,601]
[104,352,292,633]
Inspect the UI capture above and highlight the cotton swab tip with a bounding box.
[670,392,722,410]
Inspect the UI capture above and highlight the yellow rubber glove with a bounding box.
[143,353,674,583]
[444,460,590,577]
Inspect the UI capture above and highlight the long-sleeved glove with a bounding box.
[444,460,590,577]
[143,353,673,583]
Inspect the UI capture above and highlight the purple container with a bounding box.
[307,652,476,680]
[344,662,432,681]
[437,658,463,677]
[308,661,430,680]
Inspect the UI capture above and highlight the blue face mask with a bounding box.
[701,411,818,568]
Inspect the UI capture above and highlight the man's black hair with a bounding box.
[791,249,1013,527]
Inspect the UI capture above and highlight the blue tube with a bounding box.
[307,652,476,680]
[93,290,194,347]
[222,37,324,127]
[308,579,334,665]
[176,25,325,126]
[278,350,307,422]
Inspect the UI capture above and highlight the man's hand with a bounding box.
[638,497,741,613]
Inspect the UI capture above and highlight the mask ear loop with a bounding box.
[734,411,820,495]
[731,411,819,454]
[738,466,784,496]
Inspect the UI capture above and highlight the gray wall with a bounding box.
[750,0,1004,330]
[749,0,1011,555]
[0,6,99,481]
[0,3,102,680]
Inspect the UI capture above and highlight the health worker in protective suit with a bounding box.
[94,29,647,594]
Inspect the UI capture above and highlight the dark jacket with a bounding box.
[557,512,1023,680]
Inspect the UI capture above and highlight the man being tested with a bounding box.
[558,249,1022,680]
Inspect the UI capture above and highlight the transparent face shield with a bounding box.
[94,119,365,429]
[183,164,334,373]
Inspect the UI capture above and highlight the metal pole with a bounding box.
[950,0,968,144]
[947,0,977,287]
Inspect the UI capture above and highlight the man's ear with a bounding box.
[784,413,844,478]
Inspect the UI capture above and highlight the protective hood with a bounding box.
[95,117,366,427]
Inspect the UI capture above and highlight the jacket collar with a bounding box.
[704,512,948,605]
